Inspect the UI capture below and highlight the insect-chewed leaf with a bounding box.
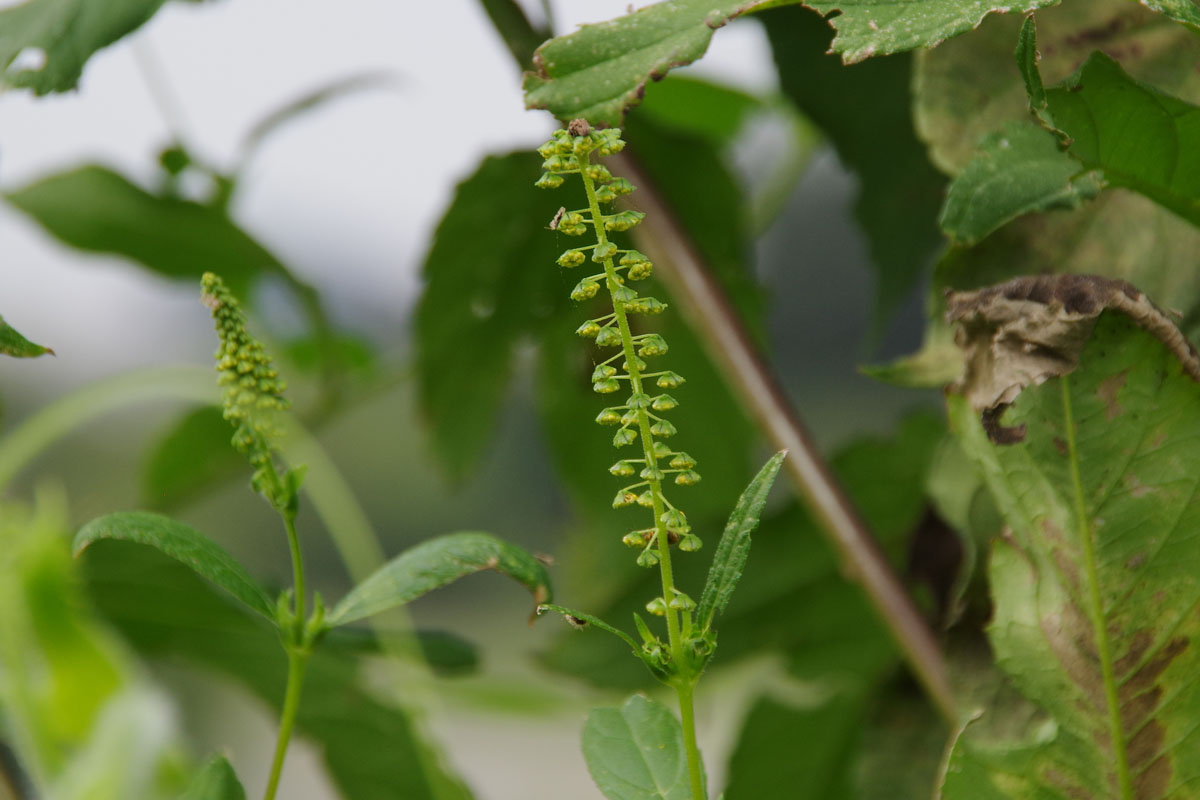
[942,292,1200,797]
[696,451,786,631]
[181,754,246,800]
[582,695,695,800]
[73,511,275,622]
[328,532,552,626]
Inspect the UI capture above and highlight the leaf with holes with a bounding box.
[942,303,1200,798]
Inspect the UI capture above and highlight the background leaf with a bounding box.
[328,531,552,626]
[0,0,170,94]
[141,406,245,510]
[73,512,276,622]
[1140,0,1200,28]
[0,315,53,358]
[80,542,474,800]
[799,0,1057,64]
[582,695,692,800]
[180,755,245,800]
[943,312,1200,797]
[522,0,792,126]
[5,166,286,298]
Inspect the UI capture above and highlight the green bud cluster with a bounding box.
[200,272,293,511]
[536,121,702,572]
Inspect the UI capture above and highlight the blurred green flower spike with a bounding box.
[200,272,298,511]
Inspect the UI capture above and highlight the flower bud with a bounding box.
[535,172,564,189]
[593,377,621,394]
[652,441,673,458]
[637,548,661,568]
[636,490,655,507]
[592,241,618,261]
[576,319,601,338]
[612,285,638,303]
[592,364,617,381]
[571,279,600,302]
[595,327,622,347]
[639,466,664,481]
[627,392,651,409]
[620,410,639,426]
[613,428,638,447]
[605,210,645,232]
[675,470,702,486]
[558,211,588,236]
[627,260,654,281]
[656,371,686,389]
[613,490,638,508]
[595,407,623,425]
[626,297,665,314]
[650,419,677,437]
[668,592,695,611]
[637,334,668,357]
[645,597,668,616]
[651,394,678,411]
[557,249,586,268]
[661,508,688,530]
[623,356,647,372]
[622,531,645,548]
[678,534,703,552]
[609,460,637,477]
[668,452,696,469]
[583,164,613,183]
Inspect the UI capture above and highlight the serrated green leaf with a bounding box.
[763,5,945,323]
[915,2,1200,174]
[180,755,245,800]
[940,121,1103,245]
[944,312,1200,797]
[1030,45,1200,228]
[696,451,785,631]
[82,541,473,800]
[801,0,1057,64]
[5,166,284,298]
[0,314,53,358]
[142,406,244,510]
[328,532,552,626]
[522,0,792,126]
[582,695,693,800]
[415,151,566,481]
[0,0,170,95]
[73,512,275,622]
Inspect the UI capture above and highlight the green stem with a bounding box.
[262,647,311,800]
[283,511,307,635]
[579,150,704,800]
[1061,376,1132,799]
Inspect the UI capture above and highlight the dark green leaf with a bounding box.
[582,695,693,800]
[73,511,275,622]
[180,755,245,800]
[940,121,1103,245]
[696,451,785,631]
[478,0,549,68]
[82,542,473,800]
[944,307,1200,797]
[0,314,53,358]
[763,5,945,322]
[5,166,285,297]
[523,0,795,126]
[328,532,552,626]
[415,151,566,481]
[1031,47,1200,228]
[636,76,765,146]
[800,0,1056,63]
[142,406,244,510]
[0,0,169,94]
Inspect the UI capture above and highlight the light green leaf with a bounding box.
[582,695,693,800]
[73,512,275,622]
[943,310,1200,798]
[1023,39,1200,228]
[696,451,785,631]
[801,0,1057,64]
[0,314,53,358]
[940,121,1103,245]
[915,2,1200,175]
[522,0,793,126]
[538,603,640,653]
[83,542,473,799]
[1140,0,1200,28]
[5,166,285,298]
[328,532,552,626]
[180,755,245,800]
[0,0,170,95]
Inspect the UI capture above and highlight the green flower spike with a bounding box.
[201,272,297,512]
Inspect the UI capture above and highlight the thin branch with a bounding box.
[612,149,957,725]
[476,0,550,68]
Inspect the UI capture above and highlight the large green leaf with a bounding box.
[800,0,1057,63]
[0,314,53,358]
[942,301,1200,797]
[940,121,1102,245]
[414,151,566,481]
[73,512,275,622]
[180,756,245,800]
[0,0,173,95]
[328,531,552,626]
[80,542,473,800]
[762,5,945,321]
[522,0,794,126]
[1021,33,1200,228]
[582,695,693,800]
[915,2,1200,175]
[5,166,284,298]
[696,451,786,630]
